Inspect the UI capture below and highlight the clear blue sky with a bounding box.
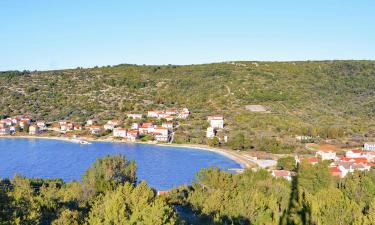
[0,0,374,71]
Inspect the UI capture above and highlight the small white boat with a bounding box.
[70,138,91,145]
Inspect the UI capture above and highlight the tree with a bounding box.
[206,137,219,147]
[277,156,296,171]
[82,155,137,195]
[87,182,178,225]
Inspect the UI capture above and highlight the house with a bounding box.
[127,114,143,119]
[0,126,10,135]
[127,130,139,142]
[346,149,364,158]
[154,127,169,137]
[162,122,173,130]
[208,116,224,129]
[113,128,127,138]
[89,126,102,135]
[19,119,30,128]
[139,123,155,134]
[86,119,97,126]
[153,127,169,142]
[271,170,292,181]
[307,157,319,165]
[206,127,215,138]
[131,123,139,130]
[107,120,119,126]
[104,123,115,131]
[329,166,345,178]
[164,115,174,121]
[178,112,190,119]
[29,125,39,135]
[2,118,12,126]
[165,108,178,115]
[154,133,169,142]
[74,124,82,131]
[36,121,46,131]
[147,111,160,118]
[364,142,375,151]
[316,150,336,161]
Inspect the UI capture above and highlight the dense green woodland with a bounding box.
[1,155,375,224]
[1,61,375,152]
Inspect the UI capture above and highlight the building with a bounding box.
[165,108,178,115]
[206,127,215,138]
[131,123,139,130]
[139,123,155,134]
[178,112,190,119]
[104,123,115,131]
[271,170,292,181]
[0,126,10,135]
[208,116,224,129]
[364,142,375,151]
[113,128,127,138]
[86,119,97,126]
[162,122,173,129]
[127,130,139,142]
[74,124,82,131]
[29,125,39,135]
[36,121,46,131]
[127,114,143,119]
[89,126,102,135]
[346,149,364,158]
[147,111,160,118]
[329,166,345,178]
[316,150,336,161]
[164,115,174,121]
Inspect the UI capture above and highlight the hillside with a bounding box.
[1,61,375,152]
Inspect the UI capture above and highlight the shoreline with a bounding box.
[0,135,252,169]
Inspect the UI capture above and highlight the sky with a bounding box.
[0,0,374,71]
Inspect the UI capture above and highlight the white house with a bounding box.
[364,142,375,151]
[36,121,46,131]
[127,114,143,119]
[162,122,173,129]
[147,111,160,118]
[104,124,115,131]
[154,127,169,137]
[0,127,10,135]
[113,128,127,138]
[89,126,102,135]
[139,123,155,134]
[316,150,336,161]
[210,119,224,129]
[127,130,139,142]
[86,119,97,126]
[206,127,215,138]
[271,170,292,181]
[346,149,364,158]
[29,125,39,135]
[131,123,139,130]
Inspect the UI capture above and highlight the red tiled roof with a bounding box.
[307,157,319,163]
[273,170,290,177]
[341,157,368,163]
[330,166,342,173]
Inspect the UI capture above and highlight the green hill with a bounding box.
[1,60,375,152]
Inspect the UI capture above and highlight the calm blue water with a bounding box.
[0,138,241,190]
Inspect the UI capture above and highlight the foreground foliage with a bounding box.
[1,155,375,224]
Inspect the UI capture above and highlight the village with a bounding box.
[1,110,375,182]
[271,143,375,181]
[0,108,192,143]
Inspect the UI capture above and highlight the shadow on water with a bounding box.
[279,165,312,225]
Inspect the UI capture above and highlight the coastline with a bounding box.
[0,135,252,169]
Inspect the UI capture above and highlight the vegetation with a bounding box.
[1,155,375,224]
[2,61,375,152]
[0,155,178,225]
